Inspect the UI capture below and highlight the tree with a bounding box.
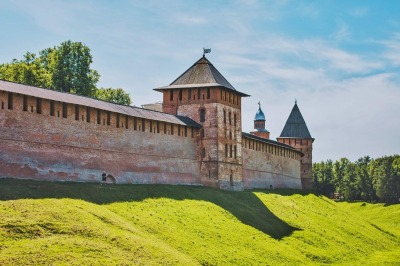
[355,156,376,201]
[0,41,131,105]
[374,155,400,203]
[343,163,359,201]
[333,158,350,196]
[94,87,131,105]
[51,41,99,96]
[313,160,335,197]
[0,52,51,88]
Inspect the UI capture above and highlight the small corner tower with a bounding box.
[250,102,270,139]
[277,100,314,190]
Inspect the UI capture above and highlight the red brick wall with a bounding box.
[277,137,313,189]
[242,137,302,189]
[0,92,201,185]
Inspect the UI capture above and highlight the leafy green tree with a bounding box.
[355,156,376,201]
[313,160,335,196]
[51,41,99,96]
[94,87,131,105]
[374,155,400,203]
[333,158,350,196]
[0,41,131,105]
[0,53,51,88]
[343,163,359,201]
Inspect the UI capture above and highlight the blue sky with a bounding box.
[1,0,399,162]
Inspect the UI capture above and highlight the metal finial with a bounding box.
[258,101,261,108]
[203,48,211,57]
[295,98,297,104]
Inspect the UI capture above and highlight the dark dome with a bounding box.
[254,106,265,121]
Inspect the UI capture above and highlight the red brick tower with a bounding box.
[154,55,249,190]
[277,101,314,189]
[250,102,270,140]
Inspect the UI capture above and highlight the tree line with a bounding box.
[0,41,131,105]
[313,155,400,203]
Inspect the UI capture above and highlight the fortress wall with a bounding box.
[242,137,302,189]
[0,92,201,185]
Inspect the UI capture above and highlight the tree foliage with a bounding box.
[313,155,400,203]
[0,41,131,105]
[95,87,131,105]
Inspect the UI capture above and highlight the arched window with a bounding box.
[199,109,206,122]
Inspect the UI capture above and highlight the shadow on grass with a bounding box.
[0,178,302,239]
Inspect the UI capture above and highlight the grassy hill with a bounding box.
[0,178,399,265]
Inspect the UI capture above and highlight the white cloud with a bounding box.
[382,33,400,66]
[348,7,369,17]
[332,23,351,42]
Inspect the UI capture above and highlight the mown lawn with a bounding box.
[0,178,399,265]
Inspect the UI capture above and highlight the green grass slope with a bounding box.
[0,178,399,265]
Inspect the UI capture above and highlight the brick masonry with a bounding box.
[0,82,306,190]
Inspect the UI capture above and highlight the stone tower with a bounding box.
[250,102,270,139]
[277,101,314,189]
[154,55,249,190]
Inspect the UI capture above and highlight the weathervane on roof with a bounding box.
[203,48,211,57]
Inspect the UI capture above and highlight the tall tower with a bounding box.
[250,102,270,139]
[154,55,249,190]
[277,101,314,189]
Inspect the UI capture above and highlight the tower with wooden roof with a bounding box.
[154,55,249,190]
[277,101,314,189]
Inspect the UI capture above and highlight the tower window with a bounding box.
[234,113,236,126]
[225,144,228,158]
[199,109,206,122]
[223,110,226,124]
[170,90,173,101]
[134,117,138,130]
[207,87,210,99]
[198,88,201,100]
[234,145,237,159]
[229,112,231,125]
[230,145,233,158]
[142,119,145,132]
[74,104,78,120]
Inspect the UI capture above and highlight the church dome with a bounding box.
[254,104,265,121]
